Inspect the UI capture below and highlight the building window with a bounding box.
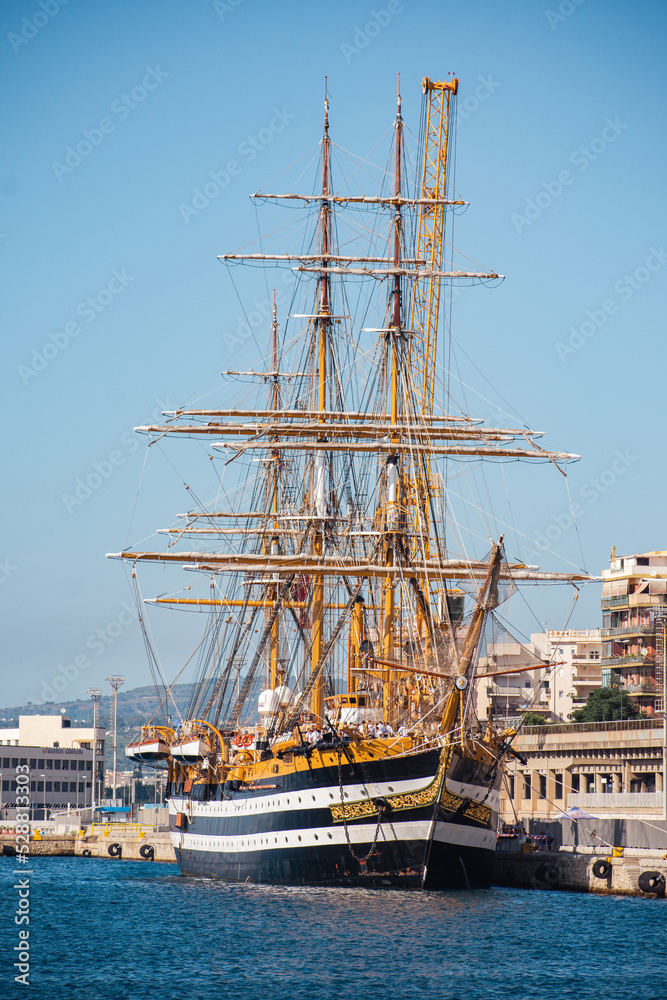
[30,781,36,791]
[508,776,515,799]
[62,761,69,770]
[53,782,60,792]
[571,774,580,792]
[38,759,44,769]
[2,758,8,767]
[11,758,18,767]
[1,780,8,791]
[53,742,59,748]
[590,651,599,660]
[37,782,43,792]
[45,782,52,792]
[78,783,84,793]
[554,773,563,799]
[46,760,53,770]
[523,774,531,799]
[86,762,92,771]
[54,760,61,770]
[69,782,76,792]
[539,774,547,799]
[78,761,85,771]
[29,759,36,769]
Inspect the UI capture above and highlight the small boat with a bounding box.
[125,726,171,763]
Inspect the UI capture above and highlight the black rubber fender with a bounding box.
[638,870,665,893]
[534,863,560,886]
[139,843,155,860]
[107,842,122,858]
[81,849,92,857]
[592,859,612,879]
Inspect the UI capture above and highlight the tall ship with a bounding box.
[110,76,593,889]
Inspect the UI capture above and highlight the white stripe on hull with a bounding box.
[168,773,498,820]
[170,818,496,855]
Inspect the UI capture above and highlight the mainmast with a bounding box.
[268,293,281,691]
[382,83,404,721]
[310,82,332,722]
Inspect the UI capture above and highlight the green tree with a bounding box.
[572,685,642,723]
[521,711,549,727]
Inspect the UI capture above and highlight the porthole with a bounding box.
[327,833,333,839]
[314,834,318,840]
[298,796,302,802]
[312,794,316,801]
[298,835,302,842]
[329,792,334,799]
[388,786,394,792]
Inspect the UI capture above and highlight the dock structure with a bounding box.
[501,719,666,838]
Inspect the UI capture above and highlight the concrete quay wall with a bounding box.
[493,849,667,898]
[76,830,174,862]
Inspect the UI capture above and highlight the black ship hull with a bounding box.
[168,745,500,890]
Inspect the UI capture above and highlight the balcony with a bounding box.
[601,596,630,609]
[568,792,663,810]
[600,654,655,668]
[600,625,655,639]
[624,683,657,694]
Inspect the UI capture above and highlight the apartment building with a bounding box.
[601,548,667,716]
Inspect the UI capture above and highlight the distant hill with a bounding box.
[0,682,203,730]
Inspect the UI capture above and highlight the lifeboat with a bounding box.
[125,727,171,763]
[170,731,211,764]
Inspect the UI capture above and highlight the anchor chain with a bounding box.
[336,749,384,864]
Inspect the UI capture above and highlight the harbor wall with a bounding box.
[492,849,667,898]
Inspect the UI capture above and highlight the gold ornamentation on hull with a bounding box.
[330,745,492,827]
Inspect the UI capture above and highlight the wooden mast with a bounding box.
[382,82,404,723]
[310,82,332,722]
[269,293,281,690]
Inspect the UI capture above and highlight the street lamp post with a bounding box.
[86,688,102,819]
[106,675,124,805]
[40,774,45,824]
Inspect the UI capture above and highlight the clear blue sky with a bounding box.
[2,0,665,708]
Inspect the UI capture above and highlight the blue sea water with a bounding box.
[1,856,665,1000]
